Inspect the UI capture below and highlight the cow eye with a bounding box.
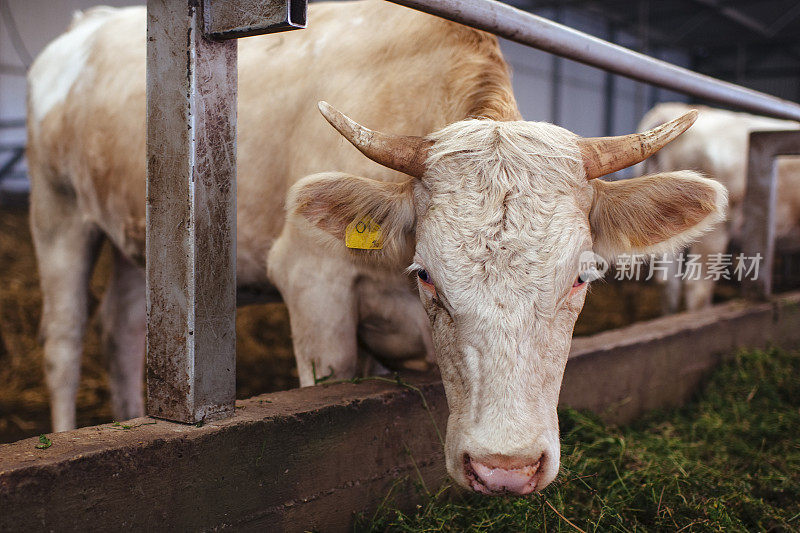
[415,268,438,298]
[573,270,596,288]
[417,269,431,284]
[573,268,602,289]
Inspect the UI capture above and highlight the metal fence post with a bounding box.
[145,0,305,424]
[741,130,800,300]
[146,0,238,422]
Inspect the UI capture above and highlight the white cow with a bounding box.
[638,103,800,312]
[28,1,726,494]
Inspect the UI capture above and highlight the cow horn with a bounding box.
[578,109,698,180]
[318,101,431,178]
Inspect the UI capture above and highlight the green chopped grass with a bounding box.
[34,434,51,449]
[367,347,800,532]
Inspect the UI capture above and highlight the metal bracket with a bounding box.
[203,0,306,40]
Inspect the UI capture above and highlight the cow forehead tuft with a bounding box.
[413,119,594,308]
[424,119,585,190]
[418,119,590,267]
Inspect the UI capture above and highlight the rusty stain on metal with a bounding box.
[740,130,800,300]
[202,0,306,40]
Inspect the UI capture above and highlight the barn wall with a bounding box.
[500,7,691,138]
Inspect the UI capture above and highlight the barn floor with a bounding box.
[0,206,761,443]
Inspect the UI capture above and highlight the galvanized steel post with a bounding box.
[740,130,800,300]
[146,0,238,423]
[145,0,305,423]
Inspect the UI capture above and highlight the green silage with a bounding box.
[367,347,800,532]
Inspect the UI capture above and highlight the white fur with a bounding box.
[27,7,133,126]
[413,120,595,489]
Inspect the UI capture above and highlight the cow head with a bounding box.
[290,102,726,495]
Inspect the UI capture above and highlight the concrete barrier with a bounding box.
[2,291,800,531]
[563,291,800,423]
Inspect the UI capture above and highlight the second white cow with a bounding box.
[639,102,800,312]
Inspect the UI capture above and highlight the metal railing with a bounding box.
[388,0,800,121]
[0,118,26,207]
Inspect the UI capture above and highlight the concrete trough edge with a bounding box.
[2,291,800,531]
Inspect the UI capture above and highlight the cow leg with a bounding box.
[660,251,683,314]
[30,190,102,432]
[684,229,730,311]
[99,248,146,421]
[283,275,358,386]
[268,234,358,387]
[356,275,434,366]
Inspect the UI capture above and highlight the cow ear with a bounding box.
[287,172,416,265]
[589,170,728,260]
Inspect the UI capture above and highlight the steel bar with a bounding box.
[740,130,800,300]
[146,0,237,423]
[0,118,25,129]
[387,0,800,122]
[203,0,306,39]
[0,64,27,76]
[0,147,24,183]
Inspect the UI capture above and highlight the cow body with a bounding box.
[29,1,726,494]
[638,103,800,311]
[28,1,508,431]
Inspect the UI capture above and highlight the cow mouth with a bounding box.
[463,454,492,494]
[463,454,541,495]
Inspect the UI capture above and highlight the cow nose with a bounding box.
[465,455,542,495]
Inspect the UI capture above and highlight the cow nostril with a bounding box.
[465,454,543,495]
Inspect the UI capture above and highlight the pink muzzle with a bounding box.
[465,455,542,495]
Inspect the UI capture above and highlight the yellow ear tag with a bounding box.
[345,215,383,250]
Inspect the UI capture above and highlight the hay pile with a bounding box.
[0,207,297,443]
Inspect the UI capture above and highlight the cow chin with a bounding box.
[444,416,561,496]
